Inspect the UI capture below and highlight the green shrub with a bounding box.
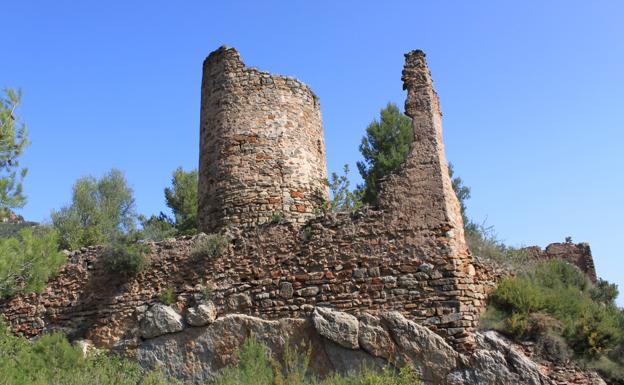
[0,221,39,239]
[271,212,285,224]
[202,283,215,301]
[585,355,624,383]
[0,227,65,298]
[0,319,182,385]
[567,304,623,358]
[328,164,363,213]
[101,242,149,276]
[465,222,533,271]
[164,167,198,235]
[212,338,422,385]
[51,169,138,250]
[489,276,544,314]
[158,287,175,305]
[483,260,624,361]
[191,233,228,260]
[213,338,274,385]
[139,213,176,242]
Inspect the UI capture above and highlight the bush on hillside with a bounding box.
[191,233,228,260]
[0,319,180,385]
[483,260,624,363]
[0,221,38,239]
[158,287,175,305]
[213,338,422,385]
[101,241,149,276]
[0,227,65,298]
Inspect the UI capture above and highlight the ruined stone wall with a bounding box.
[0,49,483,351]
[0,217,484,351]
[198,47,328,233]
[523,242,597,282]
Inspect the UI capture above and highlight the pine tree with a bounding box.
[0,88,30,220]
[356,103,412,204]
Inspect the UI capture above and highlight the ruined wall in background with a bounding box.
[198,47,328,233]
[523,242,598,282]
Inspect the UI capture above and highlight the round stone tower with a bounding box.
[198,46,329,233]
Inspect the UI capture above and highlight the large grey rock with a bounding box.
[186,302,217,327]
[139,304,184,339]
[358,313,394,359]
[381,311,460,383]
[312,307,359,349]
[138,315,335,382]
[448,331,551,385]
[134,311,604,385]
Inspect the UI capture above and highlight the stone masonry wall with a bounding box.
[523,242,597,282]
[0,49,483,351]
[0,216,484,351]
[198,46,328,233]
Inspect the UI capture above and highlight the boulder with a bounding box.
[187,302,217,327]
[139,304,184,339]
[381,311,460,383]
[312,307,359,349]
[447,331,551,385]
[357,313,395,359]
[138,315,320,382]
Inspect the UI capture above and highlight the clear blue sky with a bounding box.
[2,1,623,305]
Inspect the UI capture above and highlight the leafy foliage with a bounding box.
[0,220,38,239]
[448,163,470,225]
[51,169,138,250]
[213,338,422,385]
[328,165,362,213]
[139,212,176,242]
[165,167,198,235]
[191,233,228,260]
[356,103,412,205]
[158,287,175,305]
[484,260,624,361]
[0,228,65,298]
[0,88,30,220]
[101,241,149,276]
[0,320,181,385]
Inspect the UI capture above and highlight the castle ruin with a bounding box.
[0,47,484,363]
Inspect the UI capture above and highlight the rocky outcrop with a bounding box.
[139,304,184,339]
[129,307,606,385]
[186,302,217,327]
[312,307,359,349]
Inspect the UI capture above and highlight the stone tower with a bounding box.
[198,46,329,233]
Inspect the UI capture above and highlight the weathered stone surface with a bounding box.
[139,304,184,339]
[381,311,460,383]
[279,281,294,299]
[134,310,604,385]
[226,293,252,311]
[198,46,329,232]
[358,313,394,359]
[312,307,359,349]
[186,302,217,327]
[448,331,548,385]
